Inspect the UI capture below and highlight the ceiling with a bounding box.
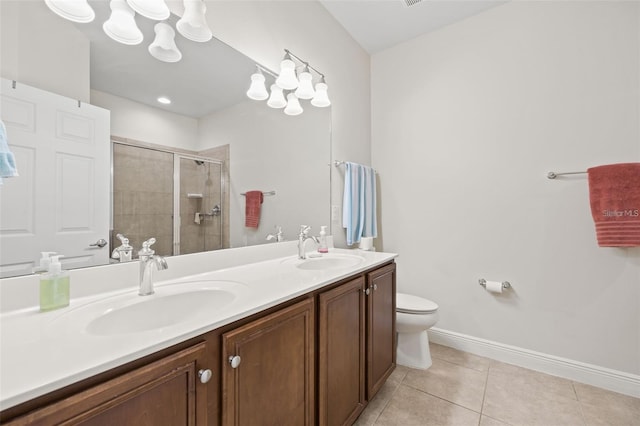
[319,0,507,54]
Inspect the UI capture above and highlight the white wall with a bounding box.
[372,1,640,375]
[202,1,372,247]
[198,99,330,247]
[0,1,89,102]
[91,90,198,150]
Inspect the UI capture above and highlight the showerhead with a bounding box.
[194,160,205,166]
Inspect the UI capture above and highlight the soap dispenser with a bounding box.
[33,251,57,274]
[317,226,329,253]
[40,255,70,312]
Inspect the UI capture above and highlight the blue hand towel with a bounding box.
[342,162,377,246]
[0,120,19,184]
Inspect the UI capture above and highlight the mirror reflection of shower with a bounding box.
[111,142,225,258]
[177,156,224,255]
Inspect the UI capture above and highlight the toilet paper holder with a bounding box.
[478,279,511,290]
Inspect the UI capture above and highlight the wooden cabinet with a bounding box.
[4,342,210,426]
[221,298,315,426]
[318,262,396,426]
[366,263,396,399]
[1,261,395,426]
[318,276,366,426]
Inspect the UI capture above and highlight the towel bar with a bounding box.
[241,191,276,196]
[547,171,587,179]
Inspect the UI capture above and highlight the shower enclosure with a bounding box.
[111,142,224,258]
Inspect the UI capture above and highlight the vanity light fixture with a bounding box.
[103,0,144,46]
[43,0,213,64]
[294,65,315,100]
[148,22,182,63]
[247,49,330,115]
[176,0,213,42]
[267,84,287,108]
[126,0,170,21]
[311,76,331,107]
[284,93,303,116]
[246,66,269,101]
[276,52,299,90]
[44,0,95,23]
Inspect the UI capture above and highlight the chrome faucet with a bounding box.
[266,226,285,243]
[298,225,319,259]
[138,238,168,296]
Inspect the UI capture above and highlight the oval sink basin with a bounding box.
[282,254,365,271]
[51,280,247,336]
[87,289,235,336]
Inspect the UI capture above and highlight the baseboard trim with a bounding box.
[429,327,640,398]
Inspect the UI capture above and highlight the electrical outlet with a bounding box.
[331,205,340,222]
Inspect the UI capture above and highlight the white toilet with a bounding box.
[396,293,439,369]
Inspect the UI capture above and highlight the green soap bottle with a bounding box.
[40,255,70,312]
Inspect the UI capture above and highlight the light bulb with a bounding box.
[176,0,213,42]
[276,55,299,90]
[103,0,143,45]
[284,93,303,116]
[148,22,182,62]
[246,70,268,101]
[267,85,286,109]
[126,0,170,20]
[295,66,315,100]
[311,79,331,107]
[44,0,95,23]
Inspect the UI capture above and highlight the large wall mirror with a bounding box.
[0,1,331,278]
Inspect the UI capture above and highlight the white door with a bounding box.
[0,79,110,278]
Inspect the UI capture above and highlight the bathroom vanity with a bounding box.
[0,244,396,425]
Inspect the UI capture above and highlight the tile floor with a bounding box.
[355,343,640,426]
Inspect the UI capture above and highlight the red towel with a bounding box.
[587,163,640,247]
[245,190,263,228]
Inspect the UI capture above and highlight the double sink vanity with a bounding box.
[0,241,397,425]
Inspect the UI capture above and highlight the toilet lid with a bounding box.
[396,293,438,314]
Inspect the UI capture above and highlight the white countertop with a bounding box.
[0,243,396,410]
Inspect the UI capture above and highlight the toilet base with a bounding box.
[396,330,432,370]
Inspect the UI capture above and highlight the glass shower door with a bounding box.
[176,157,223,255]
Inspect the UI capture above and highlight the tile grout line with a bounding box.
[477,364,491,425]
[371,369,409,425]
[571,381,589,426]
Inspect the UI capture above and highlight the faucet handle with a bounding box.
[299,225,311,236]
[139,238,156,256]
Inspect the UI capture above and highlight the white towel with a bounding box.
[0,120,19,184]
[342,162,377,246]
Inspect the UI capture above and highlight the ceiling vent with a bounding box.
[403,0,424,7]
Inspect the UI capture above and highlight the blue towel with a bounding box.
[342,162,377,246]
[0,120,18,185]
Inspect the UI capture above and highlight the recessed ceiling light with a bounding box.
[157,96,171,105]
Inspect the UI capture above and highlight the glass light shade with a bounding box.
[284,93,303,116]
[176,0,213,42]
[126,0,170,20]
[246,72,268,101]
[311,82,331,107]
[276,58,298,90]
[294,69,315,100]
[44,0,95,23]
[148,22,182,62]
[103,0,143,45]
[267,85,286,109]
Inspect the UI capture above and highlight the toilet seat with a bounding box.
[397,293,438,314]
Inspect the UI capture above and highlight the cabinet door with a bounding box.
[6,342,209,426]
[366,263,396,399]
[222,298,315,426]
[318,277,366,426]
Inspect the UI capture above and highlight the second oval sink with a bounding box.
[281,254,365,271]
